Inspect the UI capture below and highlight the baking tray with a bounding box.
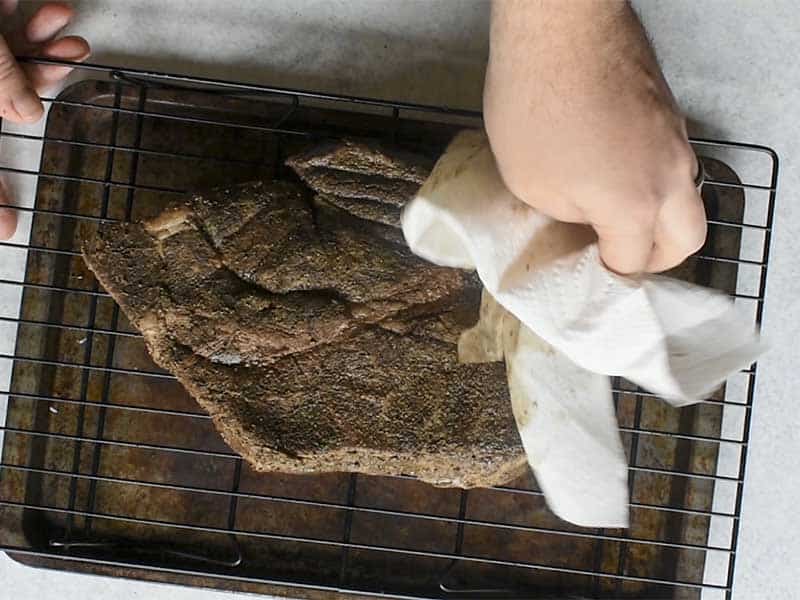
[0,64,777,600]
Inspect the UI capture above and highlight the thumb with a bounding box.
[0,34,43,122]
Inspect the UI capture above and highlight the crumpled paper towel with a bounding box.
[401,129,763,527]
[459,290,629,527]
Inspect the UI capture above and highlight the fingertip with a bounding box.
[645,232,705,273]
[600,254,649,276]
[33,1,75,23]
[645,229,706,273]
[646,188,708,273]
[25,36,90,95]
[25,2,75,44]
[41,35,90,61]
[596,229,655,276]
[645,250,682,274]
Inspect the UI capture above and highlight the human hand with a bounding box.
[484,0,705,274]
[0,1,90,240]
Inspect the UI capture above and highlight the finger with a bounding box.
[0,35,43,121]
[0,177,18,240]
[509,184,586,223]
[23,35,90,94]
[24,2,74,44]
[5,2,73,54]
[0,0,18,18]
[596,225,656,275]
[646,184,707,273]
[592,200,658,275]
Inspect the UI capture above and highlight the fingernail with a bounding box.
[67,49,91,62]
[13,91,44,122]
[41,37,92,63]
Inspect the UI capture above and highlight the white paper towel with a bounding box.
[401,129,764,527]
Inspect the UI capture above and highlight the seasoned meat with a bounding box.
[316,193,402,228]
[83,179,526,487]
[286,138,434,184]
[146,328,525,488]
[190,181,463,307]
[287,168,419,207]
[313,195,406,246]
[286,138,433,227]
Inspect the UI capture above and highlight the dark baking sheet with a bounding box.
[0,76,763,599]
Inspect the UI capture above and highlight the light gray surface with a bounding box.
[1,1,798,599]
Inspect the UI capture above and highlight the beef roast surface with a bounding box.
[82,146,526,488]
[286,137,434,222]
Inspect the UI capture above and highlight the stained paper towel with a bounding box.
[460,291,629,527]
[402,129,764,527]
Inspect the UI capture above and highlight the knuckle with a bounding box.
[679,149,699,180]
[686,221,708,255]
[624,202,660,231]
[671,216,707,261]
[0,98,15,119]
[685,195,709,254]
[0,52,18,82]
[671,139,699,180]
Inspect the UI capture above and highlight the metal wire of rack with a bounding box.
[0,59,778,600]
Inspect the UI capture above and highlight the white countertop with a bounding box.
[2,1,798,599]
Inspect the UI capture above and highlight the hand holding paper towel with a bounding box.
[401,130,763,527]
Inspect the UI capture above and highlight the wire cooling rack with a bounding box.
[0,59,778,600]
